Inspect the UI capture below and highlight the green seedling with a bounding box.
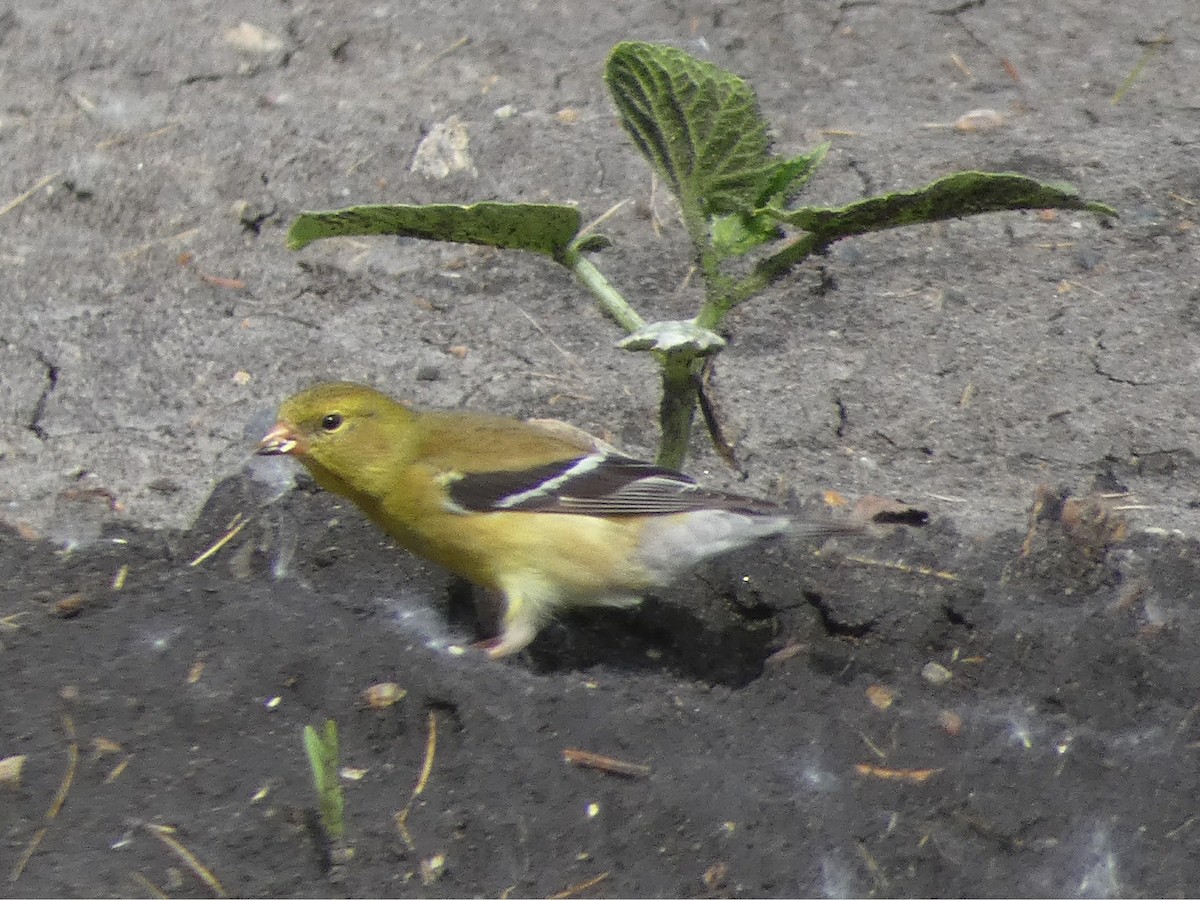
[303,719,350,864]
[288,41,1115,470]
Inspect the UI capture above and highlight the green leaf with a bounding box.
[304,720,345,843]
[756,144,829,208]
[708,146,828,257]
[605,42,783,229]
[709,212,781,257]
[287,201,582,257]
[772,171,1117,244]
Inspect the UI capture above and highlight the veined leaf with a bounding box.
[709,213,781,257]
[605,42,783,227]
[757,143,829,209]
[287,201,582,257]
[707,145,831,257]
[773,171,1116,242]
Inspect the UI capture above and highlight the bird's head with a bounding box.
[257,382,417,496]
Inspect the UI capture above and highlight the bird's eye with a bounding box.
[320,413,344,432]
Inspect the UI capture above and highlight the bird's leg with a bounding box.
[464,585,538,658]
[481,585,544,659]
[484,604,540,658]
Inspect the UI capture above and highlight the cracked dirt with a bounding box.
[3,1,1200,897]
[25,351,58,441]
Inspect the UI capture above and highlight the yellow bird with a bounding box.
[257,381,854,658]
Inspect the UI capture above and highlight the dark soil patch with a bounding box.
[5,475,1200,897]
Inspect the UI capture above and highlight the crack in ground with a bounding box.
[834,397,849,438]
[28,351,59,440]
[1090,353,1151,387]
[846,158,875,197]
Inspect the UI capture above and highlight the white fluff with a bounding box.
[634,510,791,581]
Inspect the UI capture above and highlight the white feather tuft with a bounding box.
[634,510,791,580]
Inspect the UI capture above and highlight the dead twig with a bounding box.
[9,714,79,883]
[129,870,169,899]
[395,710,439,850]
[104,756,133,784]
[188,514,247,567]
[95,121,180,151]
[948,51,974,81]
[145,823,227,897]
[548,870,611,899]
[0,171,61,219]
[413,35,471,75]
[577,199,630,238]
[562,748,650,778]
[834,553,959,582]
[854,763,941,784]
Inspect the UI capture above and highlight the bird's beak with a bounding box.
[256,423,303,456]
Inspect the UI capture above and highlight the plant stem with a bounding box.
[657,354,701,468]
[697,231,823,329]
[564,250,646,334]
[564,246,701,466]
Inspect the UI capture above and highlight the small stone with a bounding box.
[419,853,446,885]
[411,116,476,179]
[922,661,953,685]
[0,755,25,788]
[224,22,284,54]
[937,710,963,736]
[362,682,407,709]
[866,684,896,710]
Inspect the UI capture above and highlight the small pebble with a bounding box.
[922,661,953,685]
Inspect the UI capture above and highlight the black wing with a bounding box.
[444,453,779,517]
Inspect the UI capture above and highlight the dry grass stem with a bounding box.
[188,515,247,567]
[396,710,439,850]
[562,748,651,778]
[9,715,78,883]
[145,823,227,898]
[0,172,61,219]
[548,870,611,899]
